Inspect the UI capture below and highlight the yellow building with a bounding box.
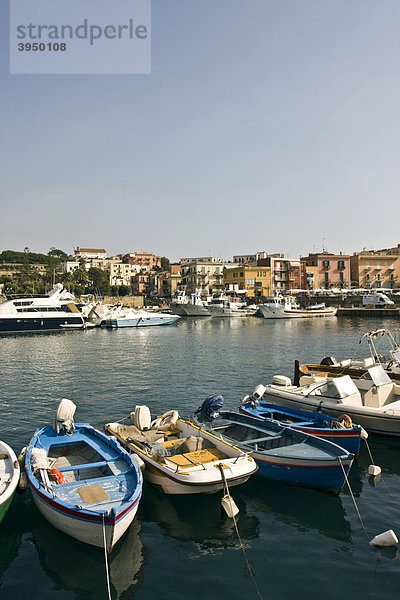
[350,253,400,289]
[223,265,271,297]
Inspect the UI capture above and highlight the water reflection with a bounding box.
[238,477,352,543]
[31,517,145,599]
[140,484,259,552]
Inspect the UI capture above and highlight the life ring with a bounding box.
[152,410,179,431]
[337,414,353,429]
[50,468,67,484]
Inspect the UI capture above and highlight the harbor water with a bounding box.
[1,316,400,600]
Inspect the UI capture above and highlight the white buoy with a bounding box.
[368,465,382,476]
[221,494,239,518]
[370,529,398,547]
[360,427,368,440]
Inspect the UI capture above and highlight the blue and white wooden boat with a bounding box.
[103,307,180,328]
[25,400,142,552]
[194,396,354,495]
[239,386,365,454]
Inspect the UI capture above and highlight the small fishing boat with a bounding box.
[0,440,20,523]
[25,399,142,551]
[239,385,366,454]
[262,365,400,436]
[169,290,210,317]
[105,405,257,495]
[194,396,354,495]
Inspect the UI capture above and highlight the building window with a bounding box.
[339,272,344,282]
[322,260,330,269]
[324,272,329,283]
[338,260,345,269]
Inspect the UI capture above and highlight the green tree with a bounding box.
[86,267,110,296]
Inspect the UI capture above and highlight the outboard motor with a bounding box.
[249,384,266,403]
[320,356,338,366]
[195,394,224,422]
[53,399,76,434]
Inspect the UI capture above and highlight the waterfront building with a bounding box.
[350,251,400,289]
[74,247,107,260]
[180,257,225,295]
[232,252,268,266]
[157,264,181,298]
[122,252,161,270]
[223,265,271,297]
[301,252,351,290]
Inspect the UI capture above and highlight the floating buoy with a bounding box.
[221,494,239,518]
[368,465,382,476]
[370,529,398,547]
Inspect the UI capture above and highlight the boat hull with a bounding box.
[107,315,179,327]
[169,303,210,317]
[264,388,400,436]
[0,315,84,333]
[0,441,20,522]
[29,483,140,550]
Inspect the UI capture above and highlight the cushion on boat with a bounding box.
[77,484,110,504]
[117,424,164,444]
[170,436,213,454]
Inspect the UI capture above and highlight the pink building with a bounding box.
[122,252,161,270]
[301,252,350,289]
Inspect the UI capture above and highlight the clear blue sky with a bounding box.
[1,0,399,261]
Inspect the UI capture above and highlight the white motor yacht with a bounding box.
[0,284,84,333]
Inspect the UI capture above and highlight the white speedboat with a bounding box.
[105,405,257,494]
[102,308,180,328]
[0,284,85,333]
[258,296,337,319]
[262,365,400,436]
[169,290,210,317]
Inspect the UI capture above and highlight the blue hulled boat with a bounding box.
[239,386,365,454]
[194,396,354,495]
[25,400,142,552]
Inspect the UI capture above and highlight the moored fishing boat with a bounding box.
[105,405,257,494]
[300,329,400,382]
[239,385,366,454]
[262,365,400,436]
[193,396,354,495]
[25,400,142,551]
[0,440,20,523]
[169,290,210,317]
[258,296,337,319]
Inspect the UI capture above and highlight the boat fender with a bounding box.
[18,447,27,467]
[18,471,28,491]
[132,453,146,471]
[360,427,368,440]
[152,410,179,431]
[337,414,353,428]
[50,468,68,484]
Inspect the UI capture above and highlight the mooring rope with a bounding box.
[102,513,112,600]
[218,464,263,600]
